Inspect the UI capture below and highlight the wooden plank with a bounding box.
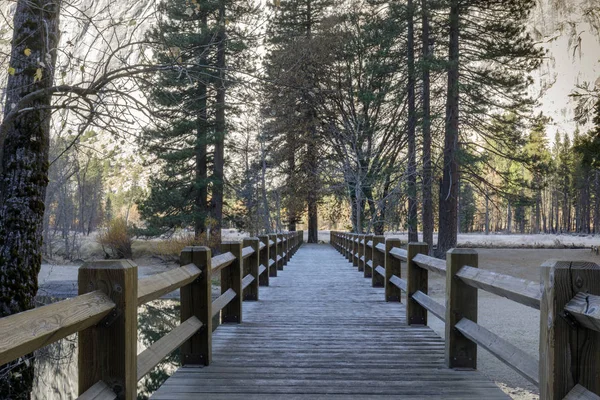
[137,264,201,306]
[407,243,429,326]
[258,235,270,286]
[367,241,373,248]
[412,290,446,322]
[564,384,600,400]
[0,291,115,366]
[137,317,203,381]
[268,259,275,268]
[366,260,373,268]
[259,242,266,250]
[413,253,446,276]
[455,266,540,309]
[372,236,385,288]
[565,293,600,332]
[78,260,137,400]
[77,380,116,400]
[375,266,386,277]
[389,275,407,292]
[376,243,385,253]
[390,247,408,262]
[259,265,267,276]
[268,240,275,246]
[212,252,236,273]
[212,289,237,318]
[242,246,255,259]
[363,235,374,279]
[242,274,255,290]
[540,261,600,399]
[220,242,243,323]
[455,318,539,385]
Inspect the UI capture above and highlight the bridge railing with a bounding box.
[0,231,304,400]
[330,231,600,400]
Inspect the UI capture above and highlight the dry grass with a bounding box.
[97,218,132,259]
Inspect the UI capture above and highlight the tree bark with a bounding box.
[437,0,460,256]
[421,0,434,252]
[0,0,60,397]
[212,3,226,246]
[407,0,418,243]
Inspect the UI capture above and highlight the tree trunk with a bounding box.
[0,1,60,397]
[421,0,434,252]
[437,0,460,256]
[307,127,319,243]
[485,190,489,235]
[212,4,226,246]
[194,15,209,239]
[407,0,418,243]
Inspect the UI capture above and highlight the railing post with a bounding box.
[276,233,284,270]
[372,235,385,287]
[358,234,365,272]
[364,234,373,278]
[345,233,350,260]
[445,248,478,369]
[78,260,138,399]
[539,261,600,399]
[285,233,291,263]
[352,234,359,267]
[242,237,260,300]
[258,235,270,286]
[268,234,278,277]
[407,242,429,325]
[220,241,243,323]
[180,246,212,365]
[385,238,402,302]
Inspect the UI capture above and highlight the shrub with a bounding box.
[98,218,133,259]
[155,231,221,261]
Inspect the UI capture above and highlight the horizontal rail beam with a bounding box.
[211,252,236,273]
[258,265,267,276]
[412,290,445,322]
[456,266,541,309]
[389,275,407,292]
[242,274,255,290]
[212,288,237,318]
[0,291,115,365]
[376,243,385,253]
[375,266,385,277]
[77,380,116,400]
[241,246,255,259]
[389,247,407,262]
[367,241,373,248]
[564,293,600,332]
[563,384,600,400]
[137,264,201,306]
[455,318,539,386]
[136,316,202,381]
[259,242,266,250]
[412,254,446,276]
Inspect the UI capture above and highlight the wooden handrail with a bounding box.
[455,266,541,309]
[0,231,308,400]
[137,263,201,306]
[211,252,236,272]
[412,253,446,275]
[0,291,115,366]
[389,247,407,261]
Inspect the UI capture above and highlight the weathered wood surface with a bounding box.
[564,292,600,332]
[212,252,236,273]
[455,318,539,385]
[152,244,507,399]
[455,266,541,309]
[77,380,116,400]
[0,291,114,365]
[413,253,446,275]
[564,384,600,400]
[412,290,446,322]
[138,264,201,306]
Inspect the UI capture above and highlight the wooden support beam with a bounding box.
[540,261,600,399]
[220,242,243,323]
[407,243,430,325]
[180,246,212,366]
[385,238,402,302]
[371,236,385,287]
[564,293,600,332]
[445,248,478,370]
[358,234,366,272]
[242,238,260,300]
[78,260,138,400]
[268,234,278,277]
[276,234,284,270]
[363,235,373,278]
[258,235,270,286]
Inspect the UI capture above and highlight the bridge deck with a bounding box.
[151,244,508,399]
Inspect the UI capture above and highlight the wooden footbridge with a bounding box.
[1,232,600,400]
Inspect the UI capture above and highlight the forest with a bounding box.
[0,0,599,396]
